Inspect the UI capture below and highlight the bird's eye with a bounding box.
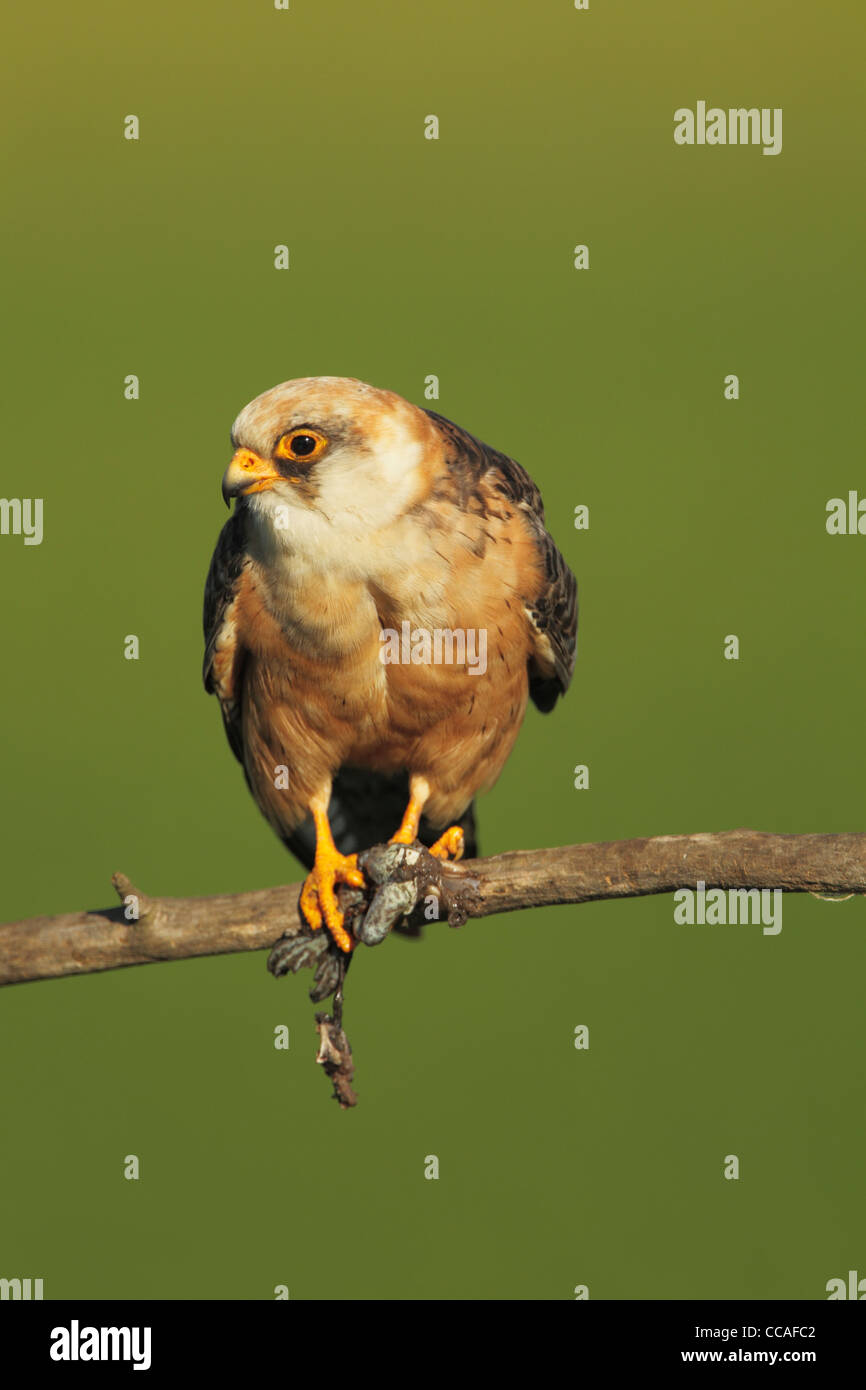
[275,429,327,463]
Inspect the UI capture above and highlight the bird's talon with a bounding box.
[428,826,465,862]
[299,849,365,953]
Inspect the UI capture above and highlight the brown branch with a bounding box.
[0,829,862,989]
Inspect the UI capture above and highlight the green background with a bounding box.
[2,0,863,1299]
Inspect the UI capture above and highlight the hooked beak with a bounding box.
[221,449,282,507]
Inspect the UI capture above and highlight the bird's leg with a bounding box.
[389,774,431,845]
[299,793,366,954]
[390,775,465,862]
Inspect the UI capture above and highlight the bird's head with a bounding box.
[221,377,437,545]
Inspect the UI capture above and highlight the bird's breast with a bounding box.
[233,525,536,819]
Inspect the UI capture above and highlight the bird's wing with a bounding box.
[424,410,578,712]
[203,510,249,763]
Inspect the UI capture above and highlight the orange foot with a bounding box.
[428,826,465,862]
[300,816,365,953]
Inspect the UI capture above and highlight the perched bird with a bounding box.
[204,377,577,952]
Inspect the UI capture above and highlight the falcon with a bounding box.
[203,377,577,953]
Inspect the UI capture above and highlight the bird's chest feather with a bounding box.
[234,509,534,797]
[236,564,388,728]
